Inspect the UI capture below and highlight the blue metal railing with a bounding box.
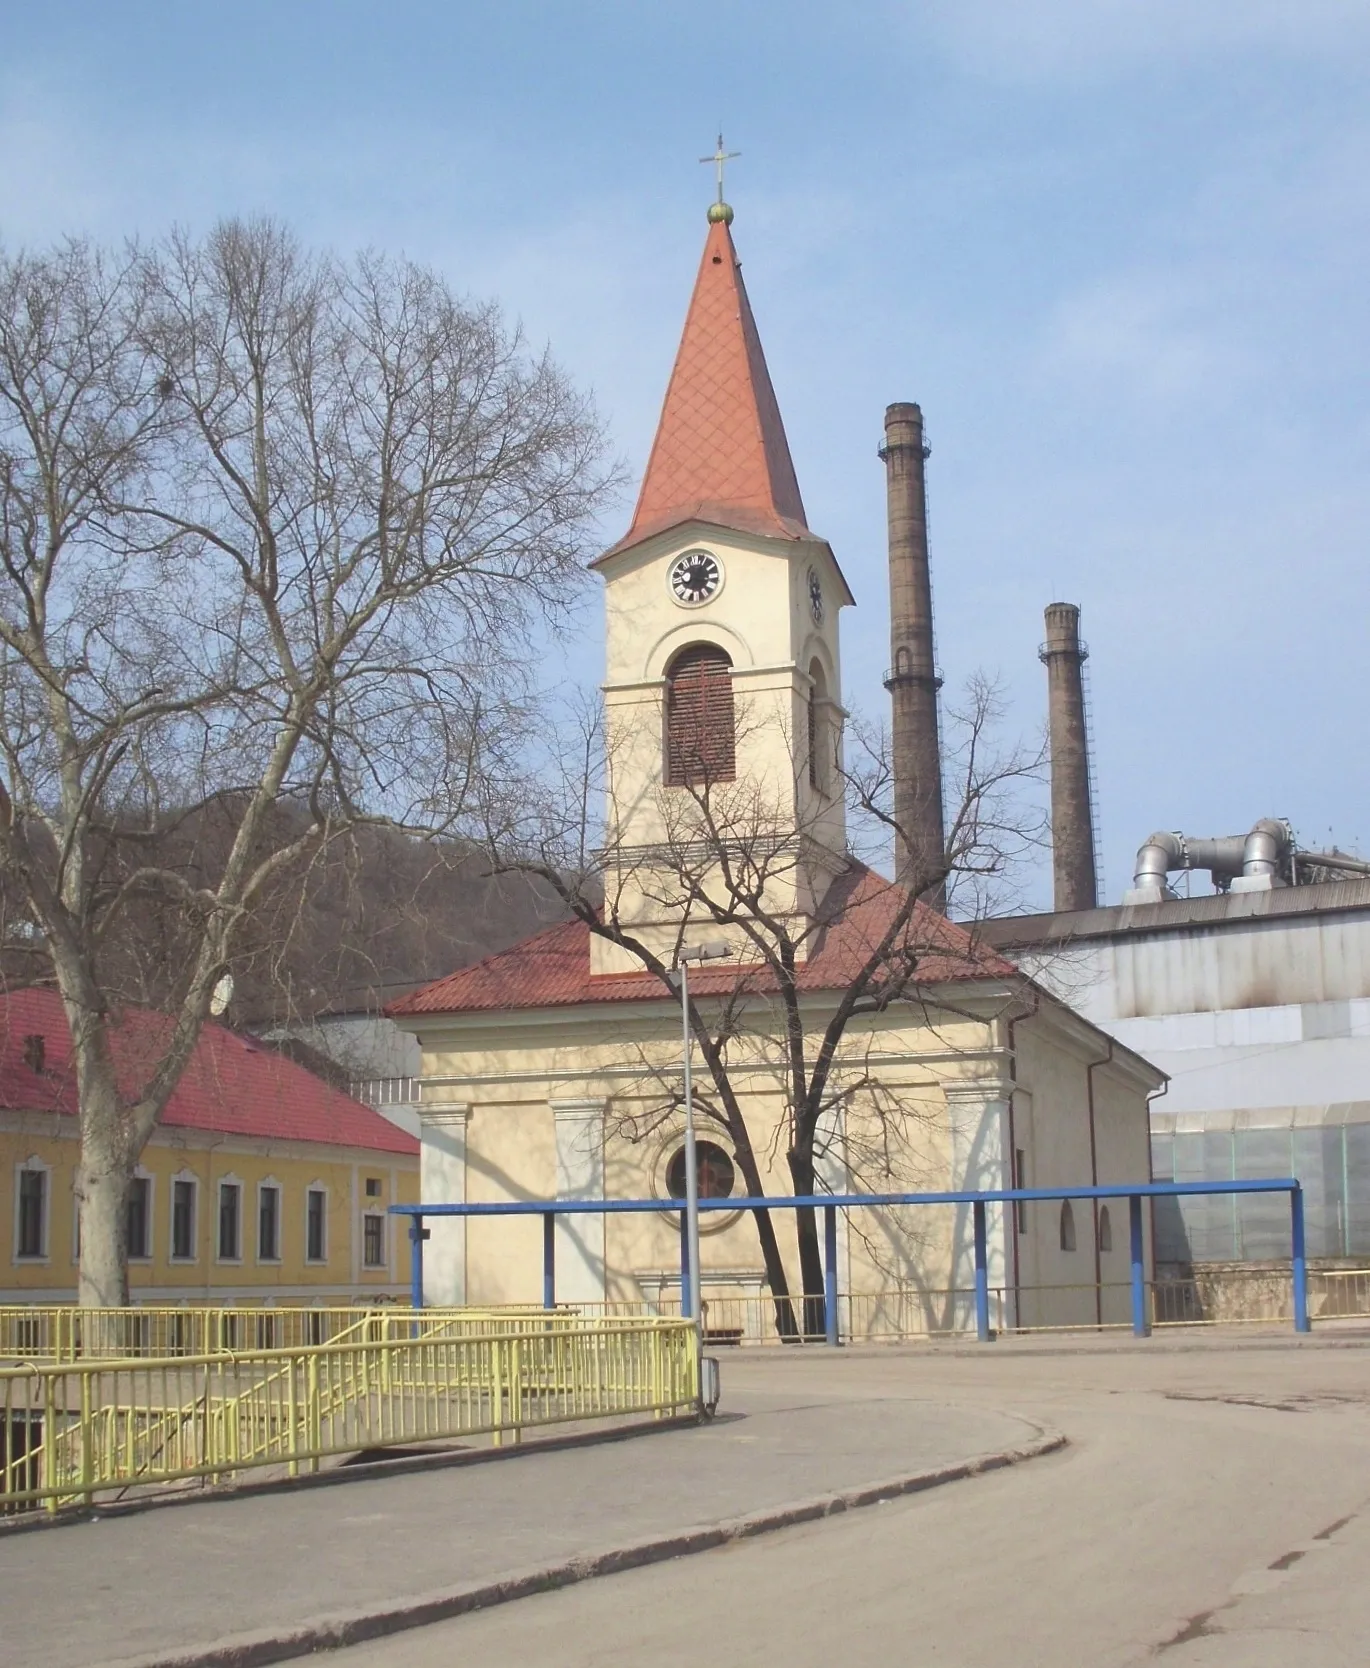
[390,1179,1310,1342]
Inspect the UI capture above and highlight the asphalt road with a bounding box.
[0,1362,1032,1668]
[340,1334,1370,1668]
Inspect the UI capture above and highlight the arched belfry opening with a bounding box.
[664,643,736,787]
[807,657,829,792]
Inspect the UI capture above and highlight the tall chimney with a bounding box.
[882,402,945,903]
[1041,601,1098,912]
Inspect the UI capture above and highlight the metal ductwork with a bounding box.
[1125,819,1291,903]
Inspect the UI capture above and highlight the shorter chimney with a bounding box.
[1041,602,1098,913]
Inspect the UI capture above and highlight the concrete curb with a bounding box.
[109,1423,1066,1668]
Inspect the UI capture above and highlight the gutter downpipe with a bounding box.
[1006,1017,1019,1329]
[1146,1078,1168,1313]
[1086,1040,1113,1328]
[1004,987,1041,1332]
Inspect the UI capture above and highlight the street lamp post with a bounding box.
[676,939,731,1345]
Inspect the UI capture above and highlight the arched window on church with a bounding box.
[1059,1199,1077,1253]
[664,644,735,787]
[807,658,829,792]
[1098,1205,1113,1254]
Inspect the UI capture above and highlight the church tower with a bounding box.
[590,196,854,973]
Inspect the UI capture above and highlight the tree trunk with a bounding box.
[788,1149,827,1340]
[75,1147,131,1309]
[724,1124,800,1338]
[749,1205,802,1341]
[74,1063,134,1310]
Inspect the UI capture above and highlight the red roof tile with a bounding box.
[388,866,1017,1018]
[601,217,811,559]
[0,988,417,1155]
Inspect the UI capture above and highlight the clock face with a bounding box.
[807,567,824,624]
[669,548,722,607]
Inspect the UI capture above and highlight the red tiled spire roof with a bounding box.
[0,988,417,1155]
[388,866,1018,1018]
[603,216,811,557]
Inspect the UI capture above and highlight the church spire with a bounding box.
[612,208,812,554]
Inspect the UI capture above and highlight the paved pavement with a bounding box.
[0,1367,1042,1668]
[338,1330,1370,1668]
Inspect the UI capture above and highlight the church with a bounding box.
[389,190,1163,1339]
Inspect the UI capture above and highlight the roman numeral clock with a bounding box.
[669,548,722,606]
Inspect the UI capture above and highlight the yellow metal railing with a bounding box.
[0,1304,604,1365]
[0,1317,697,1514]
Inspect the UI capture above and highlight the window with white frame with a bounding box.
[126,1174,152,1260]
[257,1182,281,1262]
[362,1212,385,1269]
[171,1176,197,1261]
[305,1187,327,1264]
[218,1179,242,1261]
[15,1161,49,1260]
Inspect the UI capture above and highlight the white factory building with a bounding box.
[984,867,1370,1268]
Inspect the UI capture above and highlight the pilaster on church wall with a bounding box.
[551,1097,608,1305]
[944,1077,1015,1331]
[417,1100,470,1306]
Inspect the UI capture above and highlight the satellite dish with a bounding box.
[209,973,234,1016]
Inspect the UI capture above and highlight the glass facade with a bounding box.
[1152,1123,1370,1262]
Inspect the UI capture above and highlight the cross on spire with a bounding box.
[700,133,741,205]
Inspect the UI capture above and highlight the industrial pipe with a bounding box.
[1126,819,1292,903]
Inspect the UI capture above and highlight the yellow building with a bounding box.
[1,988,417,1305]
[390,200,1164,1337]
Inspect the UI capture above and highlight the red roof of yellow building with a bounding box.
[0,987,417,1155]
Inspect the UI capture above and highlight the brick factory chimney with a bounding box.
[882,402,945,905]
[1041,601,1098,912]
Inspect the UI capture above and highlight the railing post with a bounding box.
[79,1368,94,1505]
[408,1213,426,1311]
[307,1351,321,1474]
[543,1211,556,1312]
[287,1352,300,1479]
[824,1205,839,1347]
[1130,1194,1150,1337]
[973,1199,990,1343]
[679,1211,692,1319]
[492,1339,505,1448]
[42,1369,58,1513]
[1291,1186,1311,1333]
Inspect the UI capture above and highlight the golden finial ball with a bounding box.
[707,200,734,225]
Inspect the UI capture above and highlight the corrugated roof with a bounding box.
[0,987,417,1155]
[980,877,1370,948]
[389,865,1017,1018]
[600,216,811,559]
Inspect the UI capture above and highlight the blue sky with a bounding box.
[3,1,1369,908]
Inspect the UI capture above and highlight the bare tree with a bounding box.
[486,676,1045,1336]
[0,220,615,1305]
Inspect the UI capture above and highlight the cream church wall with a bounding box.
[406,987,1158,1331]
[1009,1018,1155,1328]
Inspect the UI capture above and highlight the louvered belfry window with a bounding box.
[665,644,736,786]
